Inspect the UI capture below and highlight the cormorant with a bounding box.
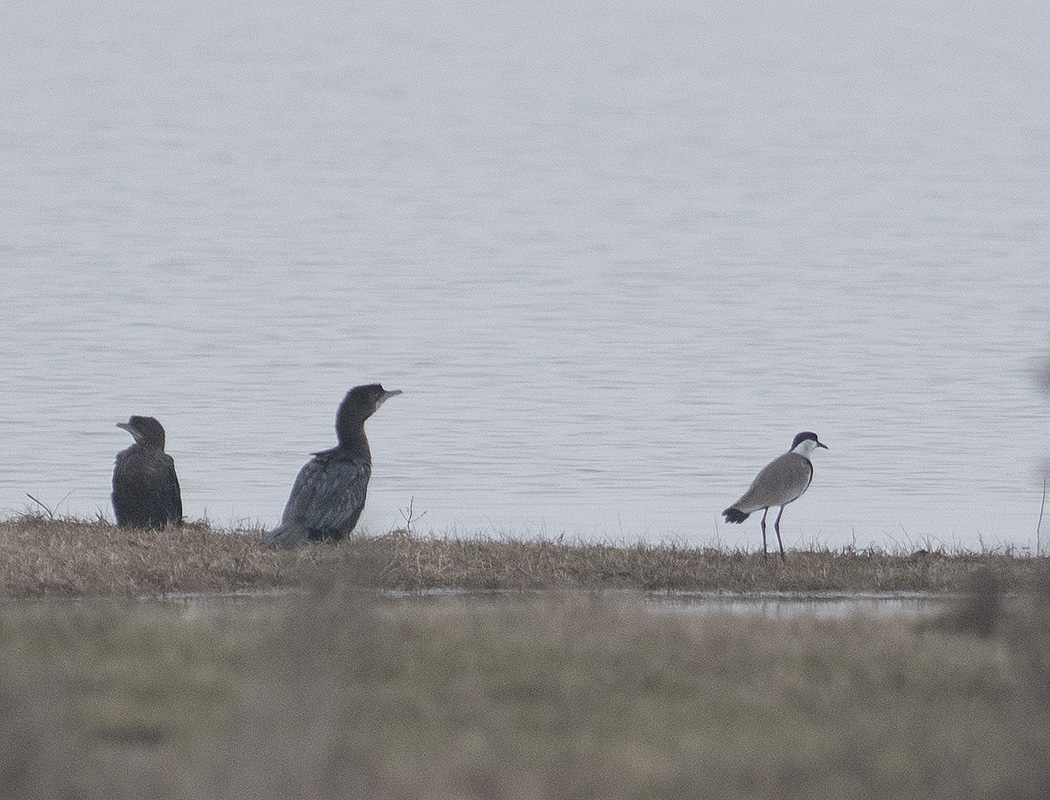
[722,431,828,561]
[264,383,402,548]
[112,415,183,529]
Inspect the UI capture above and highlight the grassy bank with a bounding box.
[3,513,1049,798]
[0,513,1043,598]
[2,579,1050,799]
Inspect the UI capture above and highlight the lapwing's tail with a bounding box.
[722,507,750,524]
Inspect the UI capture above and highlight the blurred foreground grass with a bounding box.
[3,576,1050,799]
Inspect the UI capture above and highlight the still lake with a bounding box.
[2,0,1050,550]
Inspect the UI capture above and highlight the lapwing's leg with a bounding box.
[774,506,787,562]
[760,508,770,558]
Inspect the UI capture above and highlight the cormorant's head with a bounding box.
[116,416,167,449]
[336,384,402,439]
[340,384,402,417]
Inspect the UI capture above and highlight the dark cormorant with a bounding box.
[112,415,183,529]
[263,383,402,548]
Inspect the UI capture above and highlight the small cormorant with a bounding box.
[722,431,828,561]
[112,415,183,529]
[263,383,402,548]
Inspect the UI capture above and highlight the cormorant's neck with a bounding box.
[335,424,371,462]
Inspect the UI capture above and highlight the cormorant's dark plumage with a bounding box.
[264,384,402,548]
[112,416,183,529]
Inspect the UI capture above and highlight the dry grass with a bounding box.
[0,514,288,597]
[0,513,1043,598]
[328,531,1036,593]
[2,574,1050,799]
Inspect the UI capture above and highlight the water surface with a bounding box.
[2,0,1050,550]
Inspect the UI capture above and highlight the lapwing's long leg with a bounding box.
[774,506,787,562]
[760,508,770,558]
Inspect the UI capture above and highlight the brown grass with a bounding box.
[330,531,1036,593]
[0,513,1043,598]
[0,514,288,597]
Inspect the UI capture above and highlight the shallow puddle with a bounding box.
[647,591,950,618]
[139,587,953,621]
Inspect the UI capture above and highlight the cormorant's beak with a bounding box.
[376,389,403,409]
[116,421,140,442]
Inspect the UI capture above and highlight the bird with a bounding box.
[264,383,402,548]
[721,431,828,561]
[112,415,183,529]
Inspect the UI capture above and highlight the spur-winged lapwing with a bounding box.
[722,432,828,561]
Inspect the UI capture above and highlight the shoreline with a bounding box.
[0,513,1043,600]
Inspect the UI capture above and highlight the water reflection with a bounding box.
[647,591,947,619]
[143,588,949,621]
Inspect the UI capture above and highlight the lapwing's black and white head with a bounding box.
[790,431,828,458]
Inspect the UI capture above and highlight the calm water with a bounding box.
[142,590,944,622]
[3,0,1050,550]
